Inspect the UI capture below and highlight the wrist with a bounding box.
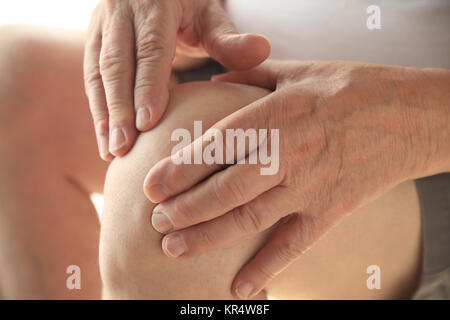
[394,66,450,178]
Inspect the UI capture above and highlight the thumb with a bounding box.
[199,1,271,70]
[211,61,284,90]
[212,60,313,89]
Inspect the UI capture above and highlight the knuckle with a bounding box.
[214,174,246,206]
[136,31,170,62]
[136,29,164,54]
[212,177,227,205]
[196,229,217,248]
[134,77,155,92]
[233,205,263,234]
[106,101,124,114]
[84,67,102,90]
[134,69,166,93]
[171,198,195,227]
[99,47,127,77]
[91,108,109,124]
[275,238,302,264]
[104,0,129,17]
[93,116,109,136]
[253,264,276,283]
[107,102,133,122]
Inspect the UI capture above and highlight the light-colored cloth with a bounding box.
[226,0,450,68]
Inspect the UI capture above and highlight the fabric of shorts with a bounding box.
[413,173,450,300]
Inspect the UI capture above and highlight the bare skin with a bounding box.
[0,26,107,299]
[144,61,450,299]
[82,0,450,301]
[81,0,450,298]
[84,0,270,160]
[1,26,422,299]
[100,81,422,300]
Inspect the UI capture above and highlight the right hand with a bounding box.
[84,0,271,160]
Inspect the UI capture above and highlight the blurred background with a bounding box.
[0,0,97,31]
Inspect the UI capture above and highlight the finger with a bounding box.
[199,1,271,70]
[232,214,313,300]
[84,18,114,161]
[151,162,280,234]
[212,60,306,90]
[134,2,179,132]
[143,93,280,203]
[211,63,280,90]
[160,186,297,259]
[99,12,137,157]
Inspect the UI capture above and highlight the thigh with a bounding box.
[100,81,422,299]
[0,26,108,298]
[0,25,107,193]
[267,179,422,299]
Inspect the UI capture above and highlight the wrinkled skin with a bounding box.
[143,60,450,299]
[84,0,270,160]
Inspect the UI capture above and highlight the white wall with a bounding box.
[0,0,98,30]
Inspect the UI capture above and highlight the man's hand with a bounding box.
[143,60,450,299]
[84,0,271,160]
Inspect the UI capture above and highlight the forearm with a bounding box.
[396,66,450,177]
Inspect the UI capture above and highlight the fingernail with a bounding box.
[235,282,254,300]
[146,184,168,203]
[152,211,173,233]
[256,33,271,44]
[110,127,127,152]
[98,134,110,160]
[163,234,187,258]
[136,106,152,130]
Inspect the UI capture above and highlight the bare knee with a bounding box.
[99,82,270,299]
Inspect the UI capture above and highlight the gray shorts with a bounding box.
[413,173,450,300]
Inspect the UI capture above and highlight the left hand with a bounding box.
[143,60,440,299]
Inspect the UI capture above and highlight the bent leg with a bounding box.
[100,82,271,299]
[100,81,421,299]
[266,179,422,299]
[0,26,107,299]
